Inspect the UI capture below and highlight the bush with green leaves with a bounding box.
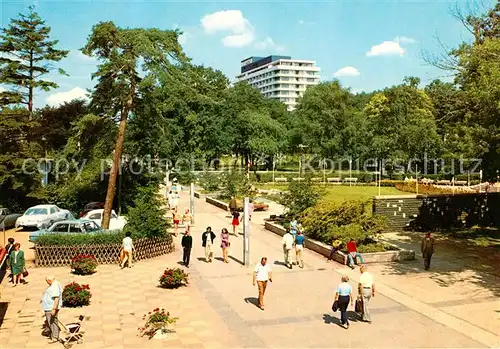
[123,186,169,238]
[35,230,123,246]
[301,200,387,247]
[219,171,252,200]
[198,172,221,192]
[279,179,323,216]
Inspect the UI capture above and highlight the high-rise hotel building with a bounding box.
[236,55,321,110]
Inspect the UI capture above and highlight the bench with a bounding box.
[455,180,468,186]
[292,178,305,181]
[311,177,322,182]
[343,177,358,184]
[436,180,451,185]
[327,177,342,183]
[275,177,287,183]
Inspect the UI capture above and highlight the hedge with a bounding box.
[35,230,125,246]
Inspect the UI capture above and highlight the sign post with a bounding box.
[243,197,250,266]
[190,182,195,226]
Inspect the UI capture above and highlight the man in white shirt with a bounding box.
[41,276,62,343]
[359,265,375,323]
[282,229,294,269]
[253,257,272,310]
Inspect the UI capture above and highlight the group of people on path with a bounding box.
[281,217,305,269]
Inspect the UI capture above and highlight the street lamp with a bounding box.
[348,158,352,186]
[298,144,307,179]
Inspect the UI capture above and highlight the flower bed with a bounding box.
[62,282,92,307]
[159,268,189,289]
[139,308,178,339]
[71,254,98,275]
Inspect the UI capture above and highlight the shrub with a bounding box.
[300,200,387,246]
[71,254,98,275]
[219,171,252,200]
[138,308,178,339]
[35,230,123,246]
[159,268,189,289]
[62,282,92,307]
[394,182,455,194]
[124,185,169,238]
[279,179,323,216]
[198,172,221,192]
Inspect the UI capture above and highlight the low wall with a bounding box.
[34,235,175,267]
[373,192,500,231]
[205,197,229,211]
[264,222,415,264]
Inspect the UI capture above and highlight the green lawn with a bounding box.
[256,183,406,202]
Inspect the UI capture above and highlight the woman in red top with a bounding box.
[346,238,365,269]
[172,208,180,236]
[231,210,240,236]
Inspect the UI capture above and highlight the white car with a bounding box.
[16,204,73,230]
[82,209,127,230]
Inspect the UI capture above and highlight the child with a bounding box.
[120,232,134,268]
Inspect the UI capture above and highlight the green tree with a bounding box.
[82,21,186,228]
[0,6,68,113]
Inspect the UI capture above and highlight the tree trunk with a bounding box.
[28,50,34,118]
[102,72,135,229]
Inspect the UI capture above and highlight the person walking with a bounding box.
[202,227,216,263]
[172,208,180,236]
[182,209,192,233]
[220,228,230,263]
[282,229,294,269]
[181,230,193,268]
[120,232,134,268]
[290,217,298,239]
[9,243,25,287]
[41,276,62,344]
[334,275,353,329]
[295,231,305,268]
[421,232,435,270]
[252,257,272,310]
[359,265,375,323]
[347,238,365,269]
[327,239,343,262]
[231,210,240,236]
[169,190,180,211]
[229,197,237,213]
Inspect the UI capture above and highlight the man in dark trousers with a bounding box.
[181,230,193,268]
[201,226,216,263]
[421,232,436,270]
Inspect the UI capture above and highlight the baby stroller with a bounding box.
[57,315,89,348]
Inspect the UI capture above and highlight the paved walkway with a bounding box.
[1,189,499,348]
[170,193,499,348]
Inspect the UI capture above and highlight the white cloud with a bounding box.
[298,19,305,25]
[46,87,88,107]
[254,37,285,52]
[394,36,416,44]
[201,10,255,47]
[70,50,97,63]
[0,86,5,92]
[366,41,405,57]
[366,36,416,57]
[333,66,360,77]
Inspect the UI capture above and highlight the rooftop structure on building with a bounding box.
[236,55,320,110]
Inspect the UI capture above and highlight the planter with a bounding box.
[264,221,415,264]
[205,197,229,211]
[34,236,175,267]
[206,196,270,212]
[152,327,169,339]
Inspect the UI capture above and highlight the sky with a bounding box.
[0,0,490,108]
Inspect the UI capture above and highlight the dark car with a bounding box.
[79,202,105,218]
[0,208,22,229]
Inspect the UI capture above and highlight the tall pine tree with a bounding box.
[0,6,68,114]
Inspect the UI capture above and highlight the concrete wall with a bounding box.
[205,197,229,211]
[373,192,500,231]
[264,221,415,264]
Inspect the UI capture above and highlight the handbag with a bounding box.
[332,300,339,312]
[355,297,363,313]
[22,268,29,278]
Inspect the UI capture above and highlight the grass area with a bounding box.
[445,228,500,248]
[256,184,406,202]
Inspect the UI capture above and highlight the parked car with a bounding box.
[81,209,127,230]
[0,208,22,229]
[15,204,73,230]
[29,219,102,242]
[79,202,105,218]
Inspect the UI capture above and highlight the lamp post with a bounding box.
[41,136,48,187]
[348,158,352,186]
[298,144,307,179]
